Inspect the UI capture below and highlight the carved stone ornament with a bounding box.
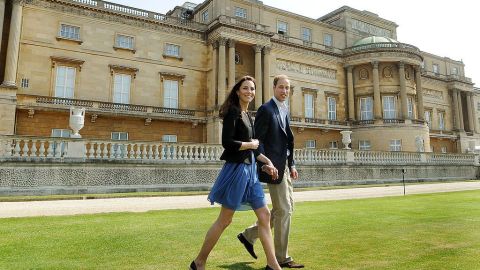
[28,109,35,118]
[90,114,98,123]
[51,56,85,71]
[405,69,411,80]
[359,68,369,80]
[159,72,185,85]
[109,64,139,78]
[383,66,393,78]
[145,118,152,126]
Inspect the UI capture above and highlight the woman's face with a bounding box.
[237,80,255,105]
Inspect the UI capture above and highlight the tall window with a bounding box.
[116,34,134,50]
[301,27,312,41]
[305,140,316,149]
[60,24,80,40]
[164,80,179,108]
[407,97,414,119]
[113,74,131,104]
[328,97,337,120]
[438,111,445,130]
[234,7,247,19]
[277,21,288,35]
[432,64,439,74]
[390,139,402,151]
[424,110,432,128]
[51,129,71,157]
[55,66,76,98]
[323,33,333,47]
[451,67,458,75]
[360,97,373,120]
[165,44,180,57]
[359,140,371,151]
[201,10,209,22]
[304,93,314,118]
[383,96,396,119]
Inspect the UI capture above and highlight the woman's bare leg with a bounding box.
[193,206,235,270]
[254,206,281,270]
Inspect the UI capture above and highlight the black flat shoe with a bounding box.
[189,261,197,270]
[237,233,257,259]
[265,265,274,270]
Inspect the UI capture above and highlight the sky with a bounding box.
[107,0,478,86]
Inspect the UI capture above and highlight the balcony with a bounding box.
[217,15,270,33]
[16,95,206,123]
[62,0,207,31]
[344,42,420,55]
[272,34,343,55]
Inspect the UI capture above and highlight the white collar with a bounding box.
[272,96,287,111]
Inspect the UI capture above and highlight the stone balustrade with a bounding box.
[272,34,343,54]
[1,136,477,166]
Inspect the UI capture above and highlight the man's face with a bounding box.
[273,77,290,102]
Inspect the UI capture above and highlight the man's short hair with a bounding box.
[273,74,289,87]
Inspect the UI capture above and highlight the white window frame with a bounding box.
[407,97,414,119]
[359,140,371,151]
[432,64,439,74]
[59,24,80,40]
[304,93,314,118]
[301,27,312,41]
[305,140,316,149]
[54,66,76,98]
[390,139,402,152]
[234,7,247,19]
[277,21,288,35]
[115,34,134,50]
[425,110,432,128]
[164,79,179,109]
[383,96,397,119]
[328,97,337,120]
[438,111,445,130]
[441,146,447,153]
[451,67,458,75]
[329,141,338,149]
[201,10,209,22]
[360,97,373,120]
[323,33,333,47]
[113,73,131,104]
[165,43,180,57]
[162,135,178,143]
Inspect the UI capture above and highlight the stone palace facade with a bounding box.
[0,0,479,153]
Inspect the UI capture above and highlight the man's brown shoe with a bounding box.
[237,233,257,259]
[279,261,305,268]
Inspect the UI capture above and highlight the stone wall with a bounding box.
[0,161,477,196]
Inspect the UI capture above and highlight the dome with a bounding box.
[353,36,399,47]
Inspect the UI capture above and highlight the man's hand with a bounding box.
[290,167,298,180]
[249,139,259,150]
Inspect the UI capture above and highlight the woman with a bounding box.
[190,76,281,270]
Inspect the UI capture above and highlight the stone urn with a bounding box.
[69,107,85,138]
[340,130,352,150]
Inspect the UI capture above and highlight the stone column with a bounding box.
[452,89,460,130]
[217,38,227,105]
[466,93,474,132]
[346,65,355,121]
[398,62,408,119]
[457,91,465,131]
[209,42,218,108]
[228,39,236,90]
[472,94,480,133]
[0,0,6,55]
[253,44,263,108]
[2,0,23,87]
[414,66,425,120]
[372,61,381,120]
[262,46,271,102]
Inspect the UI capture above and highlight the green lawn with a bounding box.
[1,190,479,270]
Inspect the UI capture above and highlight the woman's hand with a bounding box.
[262,164,279,180]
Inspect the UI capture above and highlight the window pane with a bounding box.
[55,66,75,98]
[164,80,179,109]
[360,97,373,120]
[324,34,333,46]
[328,97,336,120]
[304,94,313,118]
[301,27,311,41]
[113,74,131,104]
[383,96,396,119]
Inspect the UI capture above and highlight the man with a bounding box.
[237,74,304,268]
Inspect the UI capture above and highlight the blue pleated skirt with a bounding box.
[208,156,266,211]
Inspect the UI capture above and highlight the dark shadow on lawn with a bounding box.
[218,261,257,269]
